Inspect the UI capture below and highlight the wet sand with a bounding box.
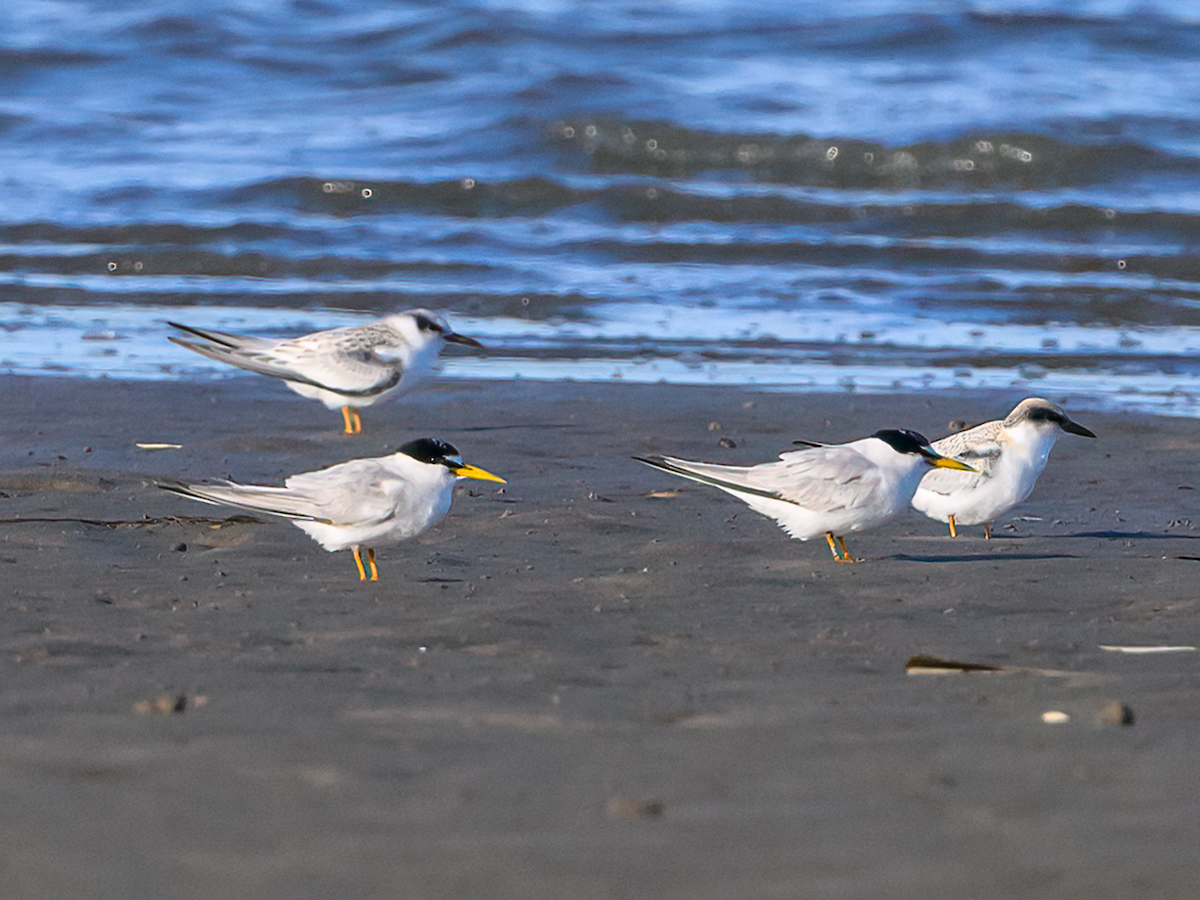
[1,374,1198,899]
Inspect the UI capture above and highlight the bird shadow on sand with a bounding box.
[883,551,1080,564]
[1064,530,1200,540]
[454,422,580,433]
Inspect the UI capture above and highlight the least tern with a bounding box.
[158,438,504,581]
[635,429,973,562]
[168,310,483,434]
[912,397,1096,539]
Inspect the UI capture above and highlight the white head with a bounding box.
[1003,398,1095,438]
[384,309,483,353]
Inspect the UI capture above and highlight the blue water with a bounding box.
[2,1,1200,415]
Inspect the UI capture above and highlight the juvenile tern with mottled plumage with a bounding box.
[911,398,1096,538]
[635,429,974,562]
[169,310,483,434]
[158,438,504,581]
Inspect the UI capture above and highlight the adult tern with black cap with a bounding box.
[636,429,974,562]
[159,438,504,581]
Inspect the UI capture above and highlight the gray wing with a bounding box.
[159,458,404,525]
[264,324,406,395]
[749,447,886,512]
[921,422,1004,494]
[281,457,410,525]
[170,322,404,397]
[640,446,885,514]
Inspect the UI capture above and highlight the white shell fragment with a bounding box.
[1098,645,1196,654]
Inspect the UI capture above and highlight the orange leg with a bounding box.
[352,546,367,580]
[825,532,842,561]
[824,532,859,563]
[947,514,958,538]
[367,547,378,581]
[983,522,992,540]
[834,534,859,564]
[340,405,363,435]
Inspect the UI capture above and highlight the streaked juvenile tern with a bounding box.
[911,397,1096,538]
[635,429,973,562]
[159,438,504,581]
[168,310,483,434]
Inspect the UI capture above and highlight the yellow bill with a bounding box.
[452,463,506,484]
[929,456,975,472]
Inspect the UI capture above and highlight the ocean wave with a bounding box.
[550,119,1194,189]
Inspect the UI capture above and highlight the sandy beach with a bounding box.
[1,373,1198,899]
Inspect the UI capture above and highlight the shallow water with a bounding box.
[2,1,1199,415]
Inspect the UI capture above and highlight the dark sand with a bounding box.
[1,374,1198,899]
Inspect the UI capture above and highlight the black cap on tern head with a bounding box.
[872,428,935,456]
[398,437,462,467]
[872,428,976,472]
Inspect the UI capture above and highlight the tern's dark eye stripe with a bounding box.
[414,313,443,333]
[1026,407,1064,424]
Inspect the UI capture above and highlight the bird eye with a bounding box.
[414,314,443,333]
[399,437,458,464]
[1027,408,1060,424]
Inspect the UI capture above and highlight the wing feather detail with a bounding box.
[919,422,1004,494]
[169,322,405,396]
[158,458,410,527]
[637,446,885,515]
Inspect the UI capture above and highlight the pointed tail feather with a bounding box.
[167,322,275,350]
[157,480,332,523]
[633,455,783,503]
[167,321,240,349]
